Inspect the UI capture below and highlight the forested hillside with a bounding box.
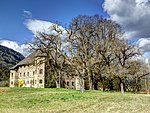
[0,45,24,67]
[0,45,25,86]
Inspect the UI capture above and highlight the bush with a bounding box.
[0,80,9,87]
[14,80,19,87]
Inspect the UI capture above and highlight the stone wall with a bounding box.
[63,76,81,90]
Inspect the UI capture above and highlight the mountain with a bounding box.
[0,45,25,86]
[0,45,25,67]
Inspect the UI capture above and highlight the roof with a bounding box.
[10,49,67,70]
[10,50,46,70]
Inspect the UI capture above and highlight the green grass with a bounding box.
[0,87,150,113]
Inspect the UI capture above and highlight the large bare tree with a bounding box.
[29,15,143,93]
[29,24,67,88]
[67,15,123,90]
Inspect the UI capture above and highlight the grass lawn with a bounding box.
[0,87,150,113]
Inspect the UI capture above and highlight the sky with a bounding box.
[0,0,150,62]
[0,0,104,43]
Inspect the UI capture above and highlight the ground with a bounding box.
[0,87,150,113]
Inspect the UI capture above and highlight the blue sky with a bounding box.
[0,0,105,44]
[0,0,150,62]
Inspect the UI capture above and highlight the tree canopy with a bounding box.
[29,15,149,93]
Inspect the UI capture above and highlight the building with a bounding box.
[9,51,81,89]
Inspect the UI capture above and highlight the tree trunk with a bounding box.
[118,77,124,94]
[89,77,93,90]
[135,76,138,92]
[120,82,124,94]
[109,79,113,91]
[88,69,93,90]
[55,70,61,88]
[145,79,149,94]
[58,70,61,88]
[135,75,140,92]
[94,81,98,90]
[101,83,105,91]
[55,81,59,88]
[137,79,141,92]
[80,79,84,93]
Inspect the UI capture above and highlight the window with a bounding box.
[39,79,42,84]
[30,80,33,84]
[67,82,69,86]
[72,82,74,86]
[24,72,25,77]
[27,72,29,76]
[35,70,37,74]
[20,73,22,77]
[39,60,42,64]
[39,69,43,74]
[11,73,13,77]
[33,71,35,75]
[27,81,29,84]
[11,81,13,85]
[35,80,36,84]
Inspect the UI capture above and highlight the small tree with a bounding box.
[114,40,141,93]
[128,60,150,92]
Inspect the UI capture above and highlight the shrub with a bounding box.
[0,80,9,87]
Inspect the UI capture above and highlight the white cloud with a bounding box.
[25,19,68,51]
[103,0,150,61]
[25,19,54,35]
[137,38,150,52]
[23,10,32,18]
[0,40,30,57]
[25,19,67,36]
[103,0,150,39]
